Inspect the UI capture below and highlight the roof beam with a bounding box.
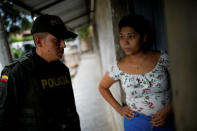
[72,20,90,29]
[12,1,43,16]
[64,11,92,24]
[32,0,64,13]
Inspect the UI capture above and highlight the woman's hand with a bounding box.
[117,106,136,120]
[150,104,172,126]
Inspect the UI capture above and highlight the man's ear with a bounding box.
[143,34,147,43]
[35,36,42,47]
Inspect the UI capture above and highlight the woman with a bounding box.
[99,15,174,131]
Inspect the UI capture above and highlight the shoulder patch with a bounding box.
[9,60,17,65]
[1,75,8,83]
[1,61,18,76]
[5,60,18,68]
[0,77,8,88]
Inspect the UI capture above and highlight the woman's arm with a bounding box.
[99,72,135,119]
[150,67,173,126]
[150,103,173,126]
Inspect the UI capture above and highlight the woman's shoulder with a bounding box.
[117,56,129,67]
[148,50,161,56]
[149,49,168,59]
[154,50,169,68]
[107,61,121,80]
[107,61,118,72]
[151,50,168,55]
[152,50,168,61]
[160,50,169,58]
[148,50,168,61]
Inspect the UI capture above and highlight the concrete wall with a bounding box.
[94,0,119,130]
[164,0,197,130]
[94,0,116,73]
[93,0,130,130]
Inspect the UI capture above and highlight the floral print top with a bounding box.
[108,51,171,116]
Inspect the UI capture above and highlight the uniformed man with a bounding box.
[0,15,81,131]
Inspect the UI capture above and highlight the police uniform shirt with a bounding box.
[0,50,79,131]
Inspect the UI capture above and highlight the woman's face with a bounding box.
[119,26,144,55]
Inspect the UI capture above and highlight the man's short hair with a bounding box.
[32,32,48,45]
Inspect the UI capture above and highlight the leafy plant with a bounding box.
[0,1,32,36]
[76,26,92,41]
[10,36,33,42]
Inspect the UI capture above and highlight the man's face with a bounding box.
[40,33,66,62]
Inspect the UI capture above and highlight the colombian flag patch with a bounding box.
[1,75,8,83]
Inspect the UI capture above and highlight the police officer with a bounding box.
[0,15,81,131]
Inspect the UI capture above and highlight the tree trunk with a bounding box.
[0,15,12,73]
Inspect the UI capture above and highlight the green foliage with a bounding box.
[21,17,32,31]
[77,26,92,40]
[65,38,75,42]
[10,37,23,42]
[0,1,32,36]
[10,36,33,42]
[23,36,33,41]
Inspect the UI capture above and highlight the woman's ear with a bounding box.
[143,34,147,43]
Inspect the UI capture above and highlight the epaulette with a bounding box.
[4,60,18,68]
[17,52,34,72]
[1,52,33,76]
[18,52,32,63]
[1,60,18,77]
[3,52,32,68]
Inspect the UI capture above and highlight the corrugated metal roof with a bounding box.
[12,0,92,30]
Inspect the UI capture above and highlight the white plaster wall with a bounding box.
[95,0,124,130]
